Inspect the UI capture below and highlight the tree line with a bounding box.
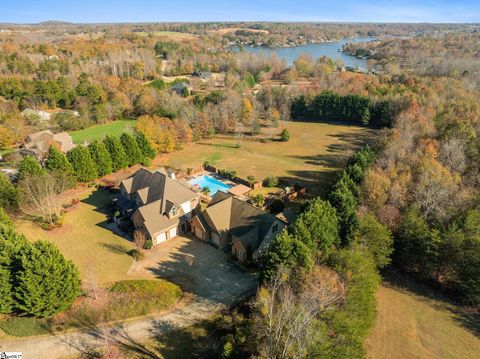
[1,132,156,226]
[242,146,392,358]
[291,91,394,128]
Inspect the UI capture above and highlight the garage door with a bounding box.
[211,232,220,246]
[169,226,177,239]
[155,232,166,245]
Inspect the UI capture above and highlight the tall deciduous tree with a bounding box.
[356,213,393,268]
[15,240,80,317]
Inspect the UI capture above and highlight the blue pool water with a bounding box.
[190,175,232,195]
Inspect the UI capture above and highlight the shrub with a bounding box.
[128,249,144,261]
[0,317,50,337]
[280,129,290,142]
[144,239,153,249]
[263,175,279,187]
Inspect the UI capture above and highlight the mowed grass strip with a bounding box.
[70,120,137,144]
[366,274,480,359]
[15,188,140,286]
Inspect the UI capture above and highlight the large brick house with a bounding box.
[191,192,286,262]
[118,168,200,246]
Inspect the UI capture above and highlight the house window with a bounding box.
[272,224,279,233]
[172,207,178,216]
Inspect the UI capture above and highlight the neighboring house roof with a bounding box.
[121,168,199,238]
[23,130,76,158]
[198,192,285,251]
[192,70,212,79]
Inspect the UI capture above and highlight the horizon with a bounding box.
[2,0,480,24]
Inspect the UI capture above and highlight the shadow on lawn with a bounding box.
[382,270,480,338]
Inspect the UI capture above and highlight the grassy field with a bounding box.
[70,120,137,144]
[366,273,480,359]
[15,188,141,286]
[156,121,373,196]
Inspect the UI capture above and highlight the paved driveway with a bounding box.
[128,235,258,306]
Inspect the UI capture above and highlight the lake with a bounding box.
[233,37,376,69]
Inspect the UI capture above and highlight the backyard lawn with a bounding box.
[15,188,141,286]
[70,119,137,144]
[366,273,480,359]
[156,121,374,196]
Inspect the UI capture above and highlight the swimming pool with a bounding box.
[189,175,232,195]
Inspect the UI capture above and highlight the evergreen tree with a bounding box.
[0,207,13,227]
[103,135,128,171]
[67,146,98,182]
[0,223,29,314]
[357,213,393,268]
[88,140,113,177]
[0,172,19,211]
[329,179,359,245]
[136,132,156,160]
[260,230,313,282]
[120,132,143,166]
[15,240,80,317]
[18,155,44,179]
[291,198,339,261]
[45,146,74,176]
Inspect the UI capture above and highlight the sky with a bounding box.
[1,0,479,24]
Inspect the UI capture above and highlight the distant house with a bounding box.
[191,192,287,262]
[118,168,200,246]
[21,130,76,159]
[21,108,79,122]
[191,70,212,80]
[171,82,192,96]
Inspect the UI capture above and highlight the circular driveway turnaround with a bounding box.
[0,236,258,358]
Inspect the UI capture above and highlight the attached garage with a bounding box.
[169,226,177,239]
[194,226,204,240]
[155,232,166,245]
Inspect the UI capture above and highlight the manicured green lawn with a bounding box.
[156,121,374,196]
[15,188,140,286]
[70,120,137,144]
[366,273,480,359]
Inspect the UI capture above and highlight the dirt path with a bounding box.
[0,296,229,358]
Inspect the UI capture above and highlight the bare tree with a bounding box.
[253,266,345,359]
[133,230,146,249]
[19,172,71,225]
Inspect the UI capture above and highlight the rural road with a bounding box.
[0,293,252,359]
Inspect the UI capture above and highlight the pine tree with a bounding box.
[103,135,128,171]
[45,146,74,175]
[291,198,339,261]
[67,146,98,182]
[88,140,113,177]
[18,155,44,179]
[0,223,29,314]
[120,132,143,166]
[329,179,359,245]
[136,132,156,160]
[14,241,80,317]
[0,172,19,211]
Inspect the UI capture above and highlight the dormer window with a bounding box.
[172,206,178,216]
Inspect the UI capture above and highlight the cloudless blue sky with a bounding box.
[1,0,479,23]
